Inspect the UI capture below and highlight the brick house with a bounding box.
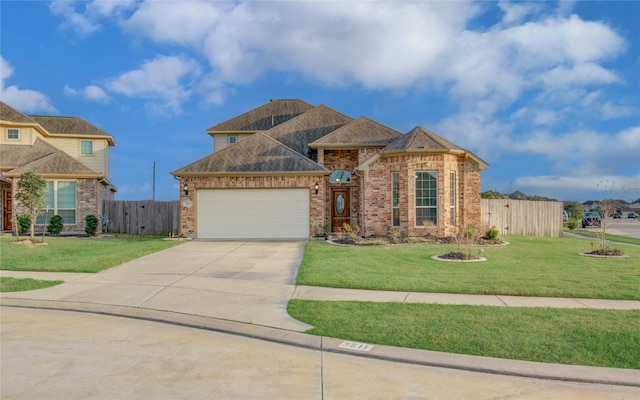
[0,102,117,233]
[172,99,487,239]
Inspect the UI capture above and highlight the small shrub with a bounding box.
[47,215,64,235]
[85,214,99,236]
[389,228,402,244]
[484,226,499,240]
[342,223,360,243]
[16,214,31,235]
[567,219,577,230]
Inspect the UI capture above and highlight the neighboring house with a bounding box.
[172,99,488,239]
[0,102,116,233]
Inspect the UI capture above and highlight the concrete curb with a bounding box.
[3,298,638,388]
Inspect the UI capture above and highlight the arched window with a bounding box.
[330,170,351,182]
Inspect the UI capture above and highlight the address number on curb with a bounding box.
[338,341,374,352]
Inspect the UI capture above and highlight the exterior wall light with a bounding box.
[315,182,319,195]
[183,181,189,196]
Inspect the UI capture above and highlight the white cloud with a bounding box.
[49,0,137,36]
[64,84,109,103]
[106,55,202,115]
[513,174,640,201]
[0,56,56,113]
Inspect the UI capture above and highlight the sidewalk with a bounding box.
[4,270,640,310]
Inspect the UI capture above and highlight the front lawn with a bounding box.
[288,300,640,369]
[297,236,640,300]
[0,235,182,273]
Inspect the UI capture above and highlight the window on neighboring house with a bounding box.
[80,140,94,155]
[450,172,456,225]
[36,181,77,225]
[7,128,19,140]
[392,172,400,227]
[415,171,437,226]
[229,136,237,145]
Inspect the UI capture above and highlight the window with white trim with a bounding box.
[229,136,237,145]
[36,181,77,225]
[392,172,400,227]
[80,140,94,155]
[415,171,437,226]
[450,172,456,225]
[7,128,19,140]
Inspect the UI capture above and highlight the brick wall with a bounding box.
[362,153,482,238]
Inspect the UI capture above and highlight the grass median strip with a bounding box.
[288,300,640,369]
[1,235,182,273]
[297,236,640,300]
[0,277,63,292]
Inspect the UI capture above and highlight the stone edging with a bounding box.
[431,255,487,263]
[579,253,629,259]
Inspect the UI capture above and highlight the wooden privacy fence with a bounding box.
[481,199,563,237]
[102,200,179,236]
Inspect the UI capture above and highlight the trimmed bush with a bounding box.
[47,215,64,235]
[85,214,99,236]
[567,219,577,230]
[16,214,31,235]
[485,226,499,241]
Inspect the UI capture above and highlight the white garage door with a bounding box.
[196,189,310,239]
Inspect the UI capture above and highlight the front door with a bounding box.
[331,188,350,231]
[2,189,12,231]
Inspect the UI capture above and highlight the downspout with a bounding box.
[353,168,364,237]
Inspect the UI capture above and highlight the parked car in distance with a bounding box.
[628,212,638,219]
[612,212,622,219]
[563,210,569,222]
[582,211,601,228]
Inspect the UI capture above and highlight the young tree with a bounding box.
[14,172,47,239]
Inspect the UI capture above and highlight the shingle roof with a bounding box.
[382,126,464,152]
[1,138,101,177]
[207,99,315,132]
[0,102,39,124]
[264,105,353,156]
[382,126,488,169]
[28,115,115,145]
[310,116,402,147]
[172,132,328,175]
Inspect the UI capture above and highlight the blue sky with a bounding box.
[2,0,639,202]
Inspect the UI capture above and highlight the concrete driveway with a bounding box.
[2,240,313,331]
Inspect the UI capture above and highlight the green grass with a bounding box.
[565,229,640,245]
[288,300,640,369]
[297,236,640,300]
[1,235,182,273]
[0,277,64,292]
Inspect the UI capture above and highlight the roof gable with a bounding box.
[382,126,488,170]
[207,99,315,132]
[310,116,402,148]
[383,126,463,152]
[265,105,353,156]
[172,132,328,175]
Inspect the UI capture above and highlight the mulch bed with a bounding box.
[438,251,482,261]
[585,248,625,257]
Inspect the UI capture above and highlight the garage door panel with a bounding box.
[196,189,309,239]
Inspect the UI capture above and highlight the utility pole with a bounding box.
[152,161,156,201]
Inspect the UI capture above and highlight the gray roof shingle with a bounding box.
[28,115,115,144]
[265,105,353,156]
[172,132,328,175]
[2,138,102,177]
[0,102,39,124]
[310,116,402,147]
[207,99,315,132]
